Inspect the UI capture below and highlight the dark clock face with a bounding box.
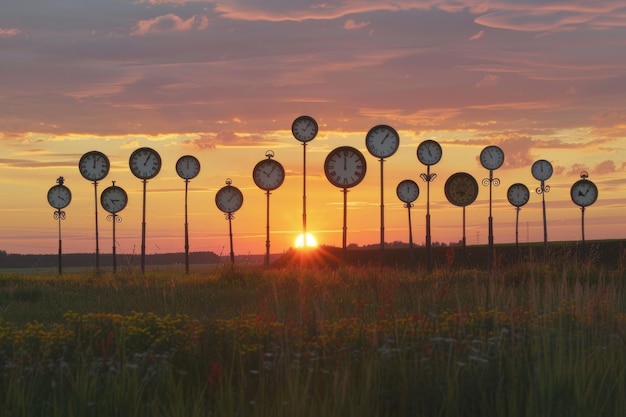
[531,159,553,182]
[417,139,442,166]
[79,150,110,181]
[507,183,530,207]
[570,179,598,207]
[253,159,285,191]
[365,124,399,158]
[291,115,318,142]
[215,185,244,213]
[479,145,505,170]
[176,155,201,180]
[444,172,479,207]
[324,146,367,188]
[396,179,420,203]
[47,185,72,209]
[129,147,162,179]
[100,185,128,213]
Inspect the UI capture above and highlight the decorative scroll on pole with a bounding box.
[47,176,71,275]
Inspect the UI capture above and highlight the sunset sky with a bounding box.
[1,0,626,257]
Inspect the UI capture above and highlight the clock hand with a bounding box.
[143,155,151,166]
[381,132,389,144]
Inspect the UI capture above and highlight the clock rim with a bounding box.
[215,185,244,213]
[252,159,285,191]
[444,172,479,207]
[396,179,420,203]
[323,145,368,189]
[291,115,318,143]
[479,145,505,170]
[416,139,443,166]
[531,159,553,181]
[129,147,162,179]
[100,185,128,213]
[78,150,110,181]
[47,184,72,209]
[365,124,400,158]
[506,183,530,207]
[175,155,201,180]
[570,179,598,207]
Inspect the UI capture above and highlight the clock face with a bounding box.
[176,155,201,180]
[79,150,110,181]
[129,147,162,179]
[253,159,285,191]
[47,185,72,209]
[324,146,367,188]
[291,115,318,142]
[507,183,530,207]
[417,139,443,166]
[531,159,553,182]
[479,145,505,170]
[444,172,479,207]
[396,179,420,203]
[100,185,128,213]
[215,185,244,213]
[570,179,598,207]
[365,124,399,158]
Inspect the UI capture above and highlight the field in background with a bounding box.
[1,252,625,416]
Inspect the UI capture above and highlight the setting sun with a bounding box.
[294,233,318,249]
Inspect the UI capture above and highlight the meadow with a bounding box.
[1,251,625,417]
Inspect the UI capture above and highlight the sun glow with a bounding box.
[294,233,318,249]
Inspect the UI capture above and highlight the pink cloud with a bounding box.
[0,28,20,37]
[593,159,617,175]
[131,14,209,35]
[469,30,484,40]
[344,19,370,30]
[475,74,501,88]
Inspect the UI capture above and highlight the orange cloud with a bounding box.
[131,14,209,35]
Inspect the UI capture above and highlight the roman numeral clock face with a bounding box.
[324,146,367,188]
[129,147,162,180]
[79,150,110,181]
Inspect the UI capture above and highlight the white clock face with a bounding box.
[100,186,128,213]
[253,159,285,191]
[507,183,530,207]
[129,147,162,179]
[479,145,505,170]
[396,179,420,203]
[417,139,442,166]
[324,146,367,188]
[531,159,553,182]
[176,155,201,180]
[444,172,479,207]
[215,186,244,213]
[365,124,399,158]
[571,179,598,207]
[291,115,318,142]
[47,185,72,209]
[79,151,110,181]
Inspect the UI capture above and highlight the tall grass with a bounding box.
[0,258,625,416]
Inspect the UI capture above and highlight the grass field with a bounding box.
[1,252,625,416]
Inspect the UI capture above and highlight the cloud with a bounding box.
[131,14,209,35]
[593,159,617,175]
[0,28,20,37]
[344,19,370,30]
[475,74,502,88]
[469,30,484,40]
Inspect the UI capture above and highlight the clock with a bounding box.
[570,178,598,207]
[417,139,443,166]
[531,159,553,182]
[129,147,162,180]
[507,183,530,207]
[291,115,318,142]
[79,150,110,181]
[365,124,399,158]
[253,158,285,191]
[176,155,201,180]
[47,184,72,209]
[324,146,367,188]
[396,179,420,203]
[444,172,479,207]
[215,185,244,213]
[100,184,128,214]
[479,145,505,170]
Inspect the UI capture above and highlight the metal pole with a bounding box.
[581,206,586,261]
[58,211,62,275]
[184,179,190,274]
[112,214,117,273]
[342,188,348,259]
[93,180,100,272]
[488,170,494,270]
[265,190,271,267]
[407,204,414,270]
[541,182,548,260]
[379,158,384,266]
[302,142,307,248]
[425,165,432,271]
[515,207,520,262]
[141,179,147,274]
[462,206,467,267]
[228,214,235,265]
